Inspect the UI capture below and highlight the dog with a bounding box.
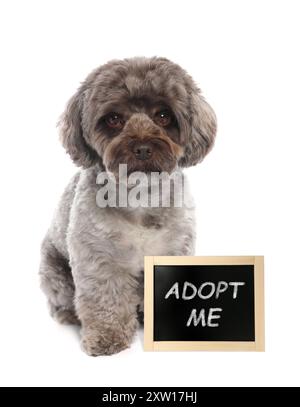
[39,57,217,356]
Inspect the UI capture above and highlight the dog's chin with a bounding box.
[107,159,177,178]
[126,162,172,175]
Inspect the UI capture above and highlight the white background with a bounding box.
[0,0,299,387]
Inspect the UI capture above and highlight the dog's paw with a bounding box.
[81,327,132,356]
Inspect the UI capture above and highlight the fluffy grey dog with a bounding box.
[39,57,217,356]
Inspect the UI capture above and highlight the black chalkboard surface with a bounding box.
[144,256,264,351]
[154,265,254,341]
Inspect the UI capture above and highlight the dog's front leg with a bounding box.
[72,260,139,356]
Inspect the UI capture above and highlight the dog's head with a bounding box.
[59,57,217,175]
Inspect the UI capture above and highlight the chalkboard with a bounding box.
[144,256,264,351]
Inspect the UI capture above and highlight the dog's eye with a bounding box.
[105,113,125,129]
[154,110,172,127]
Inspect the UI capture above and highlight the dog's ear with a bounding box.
[58,89,98,168]
[179,91,217,167]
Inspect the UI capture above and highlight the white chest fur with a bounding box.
[96,205,194,276]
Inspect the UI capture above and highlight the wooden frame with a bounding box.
[144,256,265,352]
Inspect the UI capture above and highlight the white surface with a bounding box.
[0,0,299,387]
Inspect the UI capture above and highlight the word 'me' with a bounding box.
[164,280,245,328]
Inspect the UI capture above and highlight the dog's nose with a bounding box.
[133,143,153,160]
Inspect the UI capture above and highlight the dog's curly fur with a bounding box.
[39,57,217,356]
